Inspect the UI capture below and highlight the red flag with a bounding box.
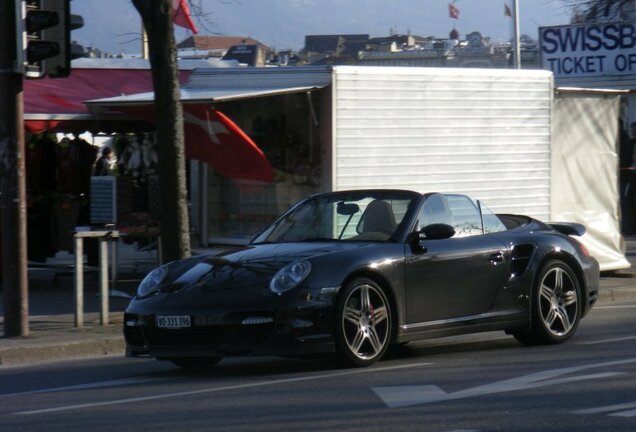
[107,103,273,183]
[172,0,198,34]
[448,3,459,19]
[182,105,273,182]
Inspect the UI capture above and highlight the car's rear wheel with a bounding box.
[167,357,223,370]
[514,260,581,345]
[336,278,392,367]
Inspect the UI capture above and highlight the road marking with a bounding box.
[374,372,622,408]
[14,361,433,415]
[576,335,636,345]
[573,401,636,414]
[610,409,636,417]
[573,401,636,418]
[0,377,176,397]
[373,358,636,408]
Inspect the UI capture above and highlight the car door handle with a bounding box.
[489,251,504,264]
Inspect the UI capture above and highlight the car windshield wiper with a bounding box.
[296,237,338,242]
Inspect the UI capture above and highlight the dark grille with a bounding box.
[143,323,276,350]
[233,324,275,345]
[146,327,225,348]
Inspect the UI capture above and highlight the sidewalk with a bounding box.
[1,240,635,367]
[0,242,155,366]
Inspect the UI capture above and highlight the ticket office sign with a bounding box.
[539,22,636,78]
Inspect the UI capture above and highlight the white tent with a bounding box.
[552,88,629,270]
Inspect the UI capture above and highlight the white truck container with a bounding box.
[330,66,553,219]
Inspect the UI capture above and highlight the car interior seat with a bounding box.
[359,199,397,235]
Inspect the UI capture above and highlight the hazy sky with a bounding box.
[72,0,573,55]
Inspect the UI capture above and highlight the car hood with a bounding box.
[157,242,374,294]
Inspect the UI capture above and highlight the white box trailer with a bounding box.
[88,65,627,270]
[330,66,553,217]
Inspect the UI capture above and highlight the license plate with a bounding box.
[156,315,191,329]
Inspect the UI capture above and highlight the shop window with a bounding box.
[206,92,324,243]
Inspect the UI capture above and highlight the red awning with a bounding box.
[24,67,191,134]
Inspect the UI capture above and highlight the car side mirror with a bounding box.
[419,223,456,240]
[408,223,455,254]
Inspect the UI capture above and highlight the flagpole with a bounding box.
[512,0,521,69]
[141,23,149,60]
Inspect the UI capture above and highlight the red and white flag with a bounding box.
[111,103,273,183]
[172,0,198,34]
[448,3,459,19]
[182,105,273,183]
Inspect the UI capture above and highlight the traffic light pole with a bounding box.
[1,0,30,337]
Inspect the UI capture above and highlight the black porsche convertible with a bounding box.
[124,189,599,368]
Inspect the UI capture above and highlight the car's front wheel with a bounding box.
[514,260,581,345]
[335,278,392,367]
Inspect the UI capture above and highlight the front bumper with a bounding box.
[124,288,338,359]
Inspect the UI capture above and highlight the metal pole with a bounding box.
[512,0,521,69]
[99,237,109,325]
[200,163,208,246]
[74,236,84,327]
[141,23,149,60]
[1,0,29,337]
[111,238,118,290]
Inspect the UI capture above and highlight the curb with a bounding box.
[596,286,636,304]
[0,337,124,367]
[597,270,636,304]
[0,313,125,367]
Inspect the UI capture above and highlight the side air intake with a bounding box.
[510,244,535,279]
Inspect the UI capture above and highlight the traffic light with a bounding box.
[20,0,84,79]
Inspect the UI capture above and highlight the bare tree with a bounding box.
[559,0,635,23]
[130,0,190,262]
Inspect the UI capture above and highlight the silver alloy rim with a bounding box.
[342,283,389,360]
[538,266,578,336]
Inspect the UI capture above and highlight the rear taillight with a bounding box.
[574,239,590,257]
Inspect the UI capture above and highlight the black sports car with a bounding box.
[124,189,599,368]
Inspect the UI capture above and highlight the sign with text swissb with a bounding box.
[539,22,636,78]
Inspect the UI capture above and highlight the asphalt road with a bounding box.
[1,302,635,432]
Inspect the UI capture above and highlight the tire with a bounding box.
[514,260,581,346]
[335,278,392,367]
[167,357,223,370]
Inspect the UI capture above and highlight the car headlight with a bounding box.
[270,260,312,294]
[137,266,168,298]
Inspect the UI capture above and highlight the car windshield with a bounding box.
[252,190,419,244]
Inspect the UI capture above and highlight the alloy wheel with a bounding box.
[538,266,579,336]
[341,282,390,361]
